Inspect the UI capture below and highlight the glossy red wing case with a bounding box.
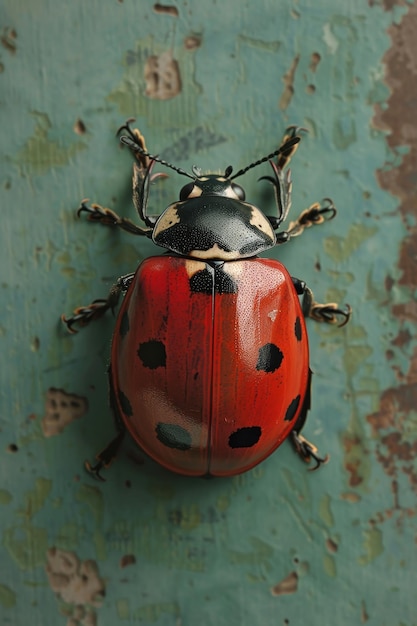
[111,255,309,476]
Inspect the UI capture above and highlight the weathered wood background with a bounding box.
[1,1,416,624]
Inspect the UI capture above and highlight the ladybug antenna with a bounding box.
[120,135,195,180]
[229,136,300,180]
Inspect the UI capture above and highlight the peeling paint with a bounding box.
[184,34,202,50]
[120,554,136,568]
[325,538,338,553]
[361,600,370,623]
[144,51,182,100]
[153,3,179,17]
[271,571,298,596]
[279,54,300,110]
[1,27,17,54]
[73,118,87,135]
[45,547,105,625]
[309,51,321,72]
[368,0,417,508]
[42,388,88,437]
[322,22,339,54]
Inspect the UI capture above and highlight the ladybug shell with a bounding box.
[111,255,309,477]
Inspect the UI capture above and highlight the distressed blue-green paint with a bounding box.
[1,0,415,625]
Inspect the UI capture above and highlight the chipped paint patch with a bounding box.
[144,51,181,100]
[322,22,339,54]
[120,554,136,568]
[279,54,300,110]
[42,388,88,437]
[1,26,17,54]
[271,571,298,596]
[153,3,179,17]
[108,36,200,129]
[46,547,105,624]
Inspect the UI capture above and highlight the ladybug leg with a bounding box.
[290,370,329,470]
[118,118,167,228]
[77,200,153,237]
[132,160,166,228]
[291,432,329,471]
[62,273,134,333]
[117,118,151,169]
[275,125,307,170]
[276,198,337,244]
[261,127,307,230]
[292,277,352,328]
[85,368,128,480]
[85,431,125,481]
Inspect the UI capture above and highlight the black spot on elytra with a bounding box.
[119,311,130,337]
[190,269,212,294]
[295,316,302,341]
[137,340,166,369]
[256,343,283,373]
[118,389,133,417]
[190,263,238,294]
[156,422,192,450]
[284,395,301,421]
[228,426,262,448]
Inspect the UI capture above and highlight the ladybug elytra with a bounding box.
[63,121,351,480]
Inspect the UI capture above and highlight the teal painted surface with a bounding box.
[1,1,416,625]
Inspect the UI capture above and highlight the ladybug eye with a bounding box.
[179,182,196,201]
[232,183,245,201]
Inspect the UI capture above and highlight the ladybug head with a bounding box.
[152,168,276,261]
[119,133,300,260]
[178,168,246,202]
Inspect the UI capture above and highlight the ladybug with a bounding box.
[63,120,351,480]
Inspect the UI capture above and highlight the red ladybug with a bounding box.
[63,121,351,480]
